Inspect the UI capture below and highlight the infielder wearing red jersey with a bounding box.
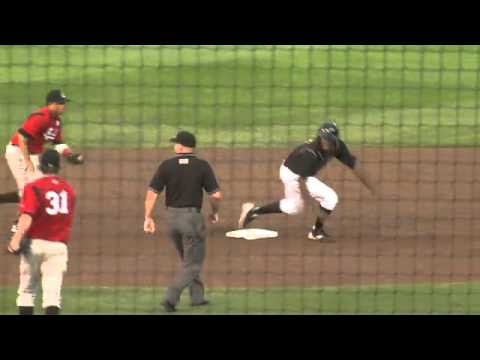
[7,149,76,315]
[0,90,83,233]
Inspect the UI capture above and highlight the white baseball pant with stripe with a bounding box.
[16,239,68,309]
[279,164,338,215]
[5,144,42,197]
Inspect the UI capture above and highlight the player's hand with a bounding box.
[7,238,21,254]
[24,159,34,173]
[208,213,219,224]
[144,217,156,234]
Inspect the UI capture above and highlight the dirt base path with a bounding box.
[2,147,480,288]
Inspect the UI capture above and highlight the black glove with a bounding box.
[66,153,84,165]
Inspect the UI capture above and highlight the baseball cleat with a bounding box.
[308,226,331,241]
[238,202,258,229]
[162,301,176,313]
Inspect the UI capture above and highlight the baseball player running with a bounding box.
[0,90,83,233]
[238,121,376,241]
[7,149,76,315]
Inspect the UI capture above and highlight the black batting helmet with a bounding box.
[318,121,339,138]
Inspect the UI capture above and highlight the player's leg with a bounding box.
[40,241,68,315]
[16,248,41,315]
[305,177,338,240]
[238,164,304,228]
[3,147,36,234]
[189,215,207,306]
[164,212,206,311]
[0,191,20,204]
[4,144,28,198]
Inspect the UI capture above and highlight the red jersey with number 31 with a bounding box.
[20,176,76,244]
[10,106,64,154]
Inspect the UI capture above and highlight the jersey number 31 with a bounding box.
[45,191,69,215]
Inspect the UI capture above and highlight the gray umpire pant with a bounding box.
[165,207,207,306]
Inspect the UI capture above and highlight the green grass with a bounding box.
[0,45,479,148]
[1,283,480,314]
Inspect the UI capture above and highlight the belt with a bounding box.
[166,207,201,213]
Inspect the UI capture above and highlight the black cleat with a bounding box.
[162,301,176,313]
[307,226,332,242]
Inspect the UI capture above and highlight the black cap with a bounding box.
[170,131,196,148]
[40,149,61,173]
[46,90,70,105]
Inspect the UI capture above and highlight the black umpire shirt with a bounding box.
[284,138,357,178]
[149,153,220,209]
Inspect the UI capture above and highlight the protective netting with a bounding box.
[1,45,479,314]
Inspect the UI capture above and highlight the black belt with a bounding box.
[166,207,201,213]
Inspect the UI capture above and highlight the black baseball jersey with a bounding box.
[149,154,220,209]
[284,138,356,177]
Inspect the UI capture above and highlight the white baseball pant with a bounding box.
[16,239,68,309]
[279,164,338,215]
[5,144,42,197]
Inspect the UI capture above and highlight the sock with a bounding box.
[314,207,333,229]
[44,306,60,315]
[18,306,34,315]
[255,201,282,215]
[0,192,20,204]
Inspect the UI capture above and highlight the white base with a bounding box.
[226,229,279,241]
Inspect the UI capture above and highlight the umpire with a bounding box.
[144,131,222,313]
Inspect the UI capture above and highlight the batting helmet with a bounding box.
[318,121,339,138]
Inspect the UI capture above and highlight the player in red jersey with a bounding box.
[0,90,83,233]
[7,149,76,315]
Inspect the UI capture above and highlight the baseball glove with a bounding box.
[66,153,84,165]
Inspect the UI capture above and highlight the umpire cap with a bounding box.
[319,121,339,138]
[40,149,61,174]
[170,131,197,148]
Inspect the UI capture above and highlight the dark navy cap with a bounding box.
[46,90,70,105]
[40,149,61,171]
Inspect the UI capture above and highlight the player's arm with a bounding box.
[208,191,222,224]
[336,140,377,197]
[144,190,158,234]
[7,213,33,253]
[53,133,84,165]
[17,131,34,172]
[7,184,38,254]
[351,159,377,197]
[203,162,222,224]
[144,164,167,234]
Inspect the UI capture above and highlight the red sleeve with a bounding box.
[19,184,40,217]
[21,114,49,139]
